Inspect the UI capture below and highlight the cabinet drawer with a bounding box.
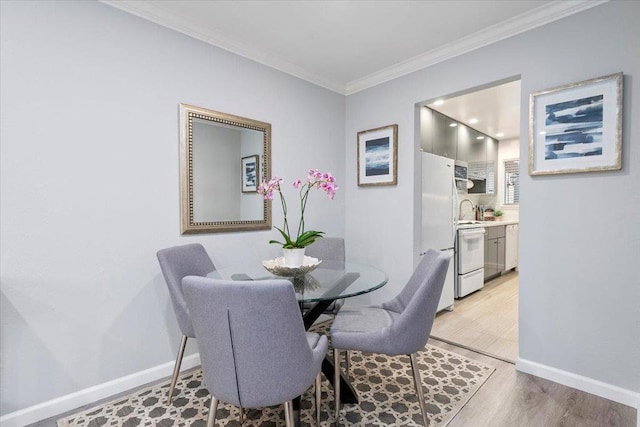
[486,225,505,239]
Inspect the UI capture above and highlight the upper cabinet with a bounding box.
[432,110,457,159]
[420,107,434,153]
[420,108,457,159]
[456,124,470,163]
[485,137,498,195]
[420,106,496,195]
[467,128,488,194]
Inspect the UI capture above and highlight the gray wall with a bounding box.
[0,0,345,415]
[345,0,639,396]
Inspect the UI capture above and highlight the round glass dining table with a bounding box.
[208,260,387,304]
[206,260,388,408]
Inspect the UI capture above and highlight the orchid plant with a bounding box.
[257,169,338,249]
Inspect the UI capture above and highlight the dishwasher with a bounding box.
[455,226,485,298]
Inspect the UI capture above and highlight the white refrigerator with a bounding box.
[420,152,457,312]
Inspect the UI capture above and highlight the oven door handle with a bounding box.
[461,229,486,239]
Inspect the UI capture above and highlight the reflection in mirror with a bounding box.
[180,104,271,234]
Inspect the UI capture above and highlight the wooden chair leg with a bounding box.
[333,348,341,425]
[409,353,429,426]
[167,335,188,404]
[315,373,322,426]
[206,396,219,427]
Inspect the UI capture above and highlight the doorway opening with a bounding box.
[417,76,521,363]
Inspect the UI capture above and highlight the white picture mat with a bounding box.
[530,74,622,175]
[358,125,397,185]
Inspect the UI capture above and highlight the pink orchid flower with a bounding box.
[257,169,338,248]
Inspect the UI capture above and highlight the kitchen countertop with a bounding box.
[457,219,519,229]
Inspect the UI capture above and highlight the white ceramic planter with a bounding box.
[282,248,305,267]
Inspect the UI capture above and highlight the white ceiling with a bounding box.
[102,0,604,95]
[424,79,522,140]
[101,1,606,141]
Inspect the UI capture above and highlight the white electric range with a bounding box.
[455,222,485,298]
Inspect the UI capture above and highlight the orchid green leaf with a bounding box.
[258,170,337,249]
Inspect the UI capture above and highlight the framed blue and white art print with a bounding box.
[528,72,622,176]
[357,124,398,186]
[241,154,259,193]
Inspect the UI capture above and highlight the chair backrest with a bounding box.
[306,237,345,268]
[380,249,450,355]
[182,276,320,408]
[157,243,215,337]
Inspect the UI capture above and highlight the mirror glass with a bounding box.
[180,104,271,234]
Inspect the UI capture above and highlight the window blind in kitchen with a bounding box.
[504,159,519,205]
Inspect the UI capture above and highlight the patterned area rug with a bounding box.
[58,326,494,426]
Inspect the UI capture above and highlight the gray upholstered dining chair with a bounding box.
[304,237,346,316]
[330,249,450,426]
[306,237,345,268]
[182,276,329,427]
[156,243,216,403]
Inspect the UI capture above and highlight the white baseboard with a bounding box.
[0,353,201,427]
[516,357,640,412]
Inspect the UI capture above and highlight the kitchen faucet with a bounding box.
[459,199,475,220]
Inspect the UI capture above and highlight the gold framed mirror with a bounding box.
[179,104,271,234]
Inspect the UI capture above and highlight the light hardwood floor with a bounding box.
[430,338,637,426]
[430,271,636,425]
[431,271,519,362]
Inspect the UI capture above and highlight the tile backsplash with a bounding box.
[458,192,519,222]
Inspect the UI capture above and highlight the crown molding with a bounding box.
[101,0,607,97]
[345,0,608,95]
[99,0,347,94]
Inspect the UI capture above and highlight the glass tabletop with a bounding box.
[207,260,388,303]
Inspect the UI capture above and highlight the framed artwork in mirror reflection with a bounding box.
[357,124,398,186]
[528,72,622,176]
[241,155,259,193]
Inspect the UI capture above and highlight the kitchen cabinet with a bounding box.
[421,107,457,160]
[421,107,496,195]
[468,128,487,194]
[432,110,457,159]
[484,225,505,281]
[468,134,497,195]
[420,107,434,153]
[485,137,497,195]
[456,124,470,163]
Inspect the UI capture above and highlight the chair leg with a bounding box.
[333,348,341,425]
[239,407,244,425]
[284,400,295,427]
[206,395,219,427]
[315,372,322,426]
[167,335,188,404]
[409,353,429,426]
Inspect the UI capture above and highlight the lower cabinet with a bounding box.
[484,225,505,281]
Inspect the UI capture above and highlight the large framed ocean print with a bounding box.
[357,124,398,186]
[528,72,622,176]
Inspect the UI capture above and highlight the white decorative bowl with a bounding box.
[262,256,322,277]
